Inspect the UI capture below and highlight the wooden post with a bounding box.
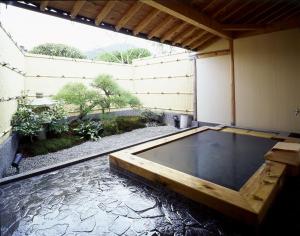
[229,39,236,126]
[193,56,198,120]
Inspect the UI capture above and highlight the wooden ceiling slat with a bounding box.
[267,4,300,24]
[39,0,48,11]
[284,9,300,21]
[221,0,253,22]
[70,0,86,19]
[133,9,160,35]
[197,37,220,52]
[256,3,292,24]
[115,2,143,31]
[212,0,238,19]
[172,26,197,45]
[244,1,282,24]
[95,1,117,26]
[234,1,268,24]
[147,15,174,39]
[160,22,188,43]
[201,0,220,12]
[190,33,213,49]
[141,0,232,39]
[182,30,206,47]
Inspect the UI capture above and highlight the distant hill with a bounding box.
[85,44,135,59]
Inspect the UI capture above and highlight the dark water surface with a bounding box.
[138,130,277,190]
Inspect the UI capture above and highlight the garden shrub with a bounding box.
[20,135,83,156]
[141,109,165,124]
[92,74,141,113]
[54,83,98,119]
[116,116,146,132]
[30,43,86,59]
[46,103,69,135]
[74,120,103,141]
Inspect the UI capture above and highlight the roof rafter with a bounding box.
[245,1,282,23]
[172,26,197,45]
[140,0,231,39]
[160,22,188,43]
[182,30,206,47]
[39,0,48,11]
[70,0,86,19]
[190,33,213,49]
[115,2,143,31]
[147,15,174,39]
[196,37,220,51]
[133,9,160,35]
[95,1,116,26]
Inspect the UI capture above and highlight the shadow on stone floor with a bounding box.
[0,155,299,236]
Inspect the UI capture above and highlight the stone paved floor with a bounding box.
[1,155,300,236]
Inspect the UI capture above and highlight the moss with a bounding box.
[20,135,83,157]
[116,116,146,133]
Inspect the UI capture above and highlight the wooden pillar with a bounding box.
[229,39,236,126]
[193,56,198,120]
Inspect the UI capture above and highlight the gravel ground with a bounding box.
[5,126,178,177]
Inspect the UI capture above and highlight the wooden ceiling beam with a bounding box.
[133,9,160,35]
[222,24,266,31]
[147,15,174,39]
[95,1,117,26]
[160,22,188,43]
[182,30,206,47]
[115,2,143,31]
[190,34,214,49]
[267,5,300,24]
[196,37,220,51]
[39,1,48,11]
[140,0,231,39]
[172,26,197,45]
[235,18,300,38]
[70,0,86,19]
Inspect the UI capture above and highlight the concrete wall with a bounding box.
[196,29,300,133]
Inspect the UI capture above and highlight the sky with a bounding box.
[0,3,186,56]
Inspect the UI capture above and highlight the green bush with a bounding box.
[20,135,82,156]
[92,74,141,113]
[30,43,86,59]
[74,120,103,141]
[11,106,43,140]
[54,83,98,119]
[141,109,165,124]
[46,103,69,135]
[116,116,146,132]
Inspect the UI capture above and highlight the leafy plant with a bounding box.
[11,106,43,141]
[99,114,119,136]
[116,116,145,132]
[30,43,86,59]
[20,135,83,156]
[92,74,141,113]
[54,83,98,119]
[96,48,151,64]
[74,120,103,141]
[46,103,69,135]
[141,109,165,124]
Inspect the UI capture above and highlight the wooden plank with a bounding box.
[160,22,188,43]
[133,9,160,35]
[95,1,117,26]
[196,37,220,51]
[196,49,230,58]
[110,152,257,223]
[265,151,300,167]
[240,161,286,222]
[39,0,49,11]
[140,0,231,39]
[272,142,300,152]
[172,26,197,45]
[190,34,214,49]
[115,2,143,31]
[70,0,86,19]
[221,1,252,22]
[147,15,174,39]
[222,24,265,31]
[182,31,206,47]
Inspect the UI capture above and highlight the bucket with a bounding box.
[180,115,189,129]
